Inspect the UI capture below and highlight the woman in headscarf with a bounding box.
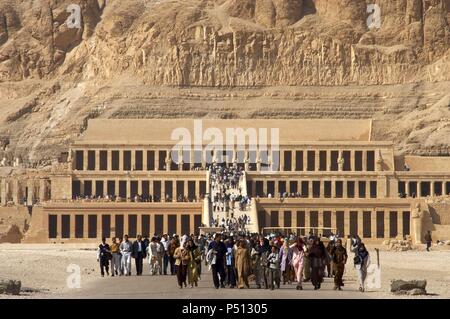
[279,239,293,285]
[174,235,191,289]
[353,242,370,292]
[235,240,251,289]
[309,238,327,290]
[186,238,201,288]
[289,237,305,290]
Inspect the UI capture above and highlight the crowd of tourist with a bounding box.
[97,232,371,292]
[211,214,251,232]
[69,194,205,203]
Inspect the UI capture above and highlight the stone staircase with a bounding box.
[208,170,259,233]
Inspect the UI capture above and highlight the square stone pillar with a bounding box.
[161,180,166,202]
[326,150,331,171]
[95,150,100,171]
[318,210,324,234]
[137,214,142,236]
[430,181,435,196]
[331,211,337,234]
[366,181,371,198]
[362,151,367,171]
[115,179,119,197]
[107,150,112,171]
[279,211,285,228]
[12,179,19,204]
[343,180,348,198]
[377,177,387,198]
[303,151,308,171]
[138,179,142,196]
[96,215,102,239]
[131,151,136,171]
[405,181,410,197]
[1,179,6,206]
[319,180,324,198]
[92,180,96,197]
[176,215,182,235]
[39,179,46,202]
[263,181,268,196]
[162,214,168,235]
[111,214,116,238]
[124,214,129,237]
[126,180,131,200]
[70,214,75,239]
[155,150,160,171]
[344,209,350,237]
[119,150,124,171]
[274,180,279,197]
[83,214,89,238]
[172,181,177,202]
[83,150,88,171]
[330,180,335,198]
[280,150,284,171]
[190,214,195,234]
[149,180,154,201]
[314,150,320,171]
[384,211,391,238]
[350,150,355,172]
[292,151,297,171]
[307,180,312,198]
[57,214,62,240]
[357,210,364,238]
[355,180,360,198]
[370,211,377,239]
[397,212,404,237]
[305,210,310,233]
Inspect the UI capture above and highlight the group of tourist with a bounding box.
[97,232,371,292]
[211,215,250,232]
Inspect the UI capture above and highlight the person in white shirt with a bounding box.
[119,235,132,276]
[147,237,160,275]
[160,234,170,275]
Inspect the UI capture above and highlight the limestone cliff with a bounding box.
[0,0,449,163]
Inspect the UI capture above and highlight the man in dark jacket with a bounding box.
[132,235,147,275]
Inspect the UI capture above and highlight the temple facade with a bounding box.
[1,119,450,243]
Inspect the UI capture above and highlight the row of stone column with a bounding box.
[74,179,206,201]
[72,148,380,172]
[250,179,382,199]
[48,212,201,240]
[260,209,410,239]
[403,180,450,198]
[0,178,49,206]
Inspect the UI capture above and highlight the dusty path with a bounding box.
[0,244,448,299]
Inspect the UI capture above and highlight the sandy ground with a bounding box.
[0,244,449,299]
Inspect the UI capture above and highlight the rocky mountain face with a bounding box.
[0,0,449,163]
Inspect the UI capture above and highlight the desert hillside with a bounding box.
[0,0,449,164]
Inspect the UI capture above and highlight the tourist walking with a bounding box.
[330,239,347,290]
[424,231,432,251]
[290,237,306,290]
[267,245,281,290]
[131,235,146,276]
[353,242,370,292]
[207,233,227,289]
[225,238,237,288]
[168,235,180,275]
[174,236,190,289]
[119,235,132,276]
[147,237,160,275]
[309,238,327,290]
[303,238,313,282]
[161,234,170,275]
[97,237,111,277]
[280,239,293,285]
[235,240,251,289]
[110,237,122,276]
[186,238,201,288]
